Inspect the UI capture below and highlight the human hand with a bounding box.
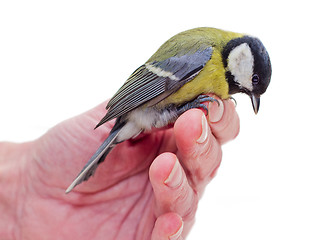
[0,96,239,240]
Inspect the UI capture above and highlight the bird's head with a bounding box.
[222,36,272,114]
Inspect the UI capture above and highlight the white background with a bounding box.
[1,0,316,239]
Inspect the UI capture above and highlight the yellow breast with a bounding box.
[156,49,230,108]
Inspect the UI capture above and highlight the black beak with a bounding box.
[251,94,260,114]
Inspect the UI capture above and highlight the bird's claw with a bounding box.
[229,96,237,107]
[176,94,220,116]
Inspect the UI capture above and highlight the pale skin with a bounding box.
[0,95,239,240]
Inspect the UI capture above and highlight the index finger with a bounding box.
[207,97,240,144]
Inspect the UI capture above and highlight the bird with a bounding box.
[65,27,272,193]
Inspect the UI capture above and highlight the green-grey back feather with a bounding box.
[95,32,214,128]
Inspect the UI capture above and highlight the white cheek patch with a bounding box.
[228,43,254,91]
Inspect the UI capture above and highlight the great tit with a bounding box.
[66,27,272,193]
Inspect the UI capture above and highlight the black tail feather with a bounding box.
[65,123,124,193]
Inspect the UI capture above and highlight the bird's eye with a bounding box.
[252,74,260,85]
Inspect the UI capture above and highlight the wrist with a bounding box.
[0,142,31,239]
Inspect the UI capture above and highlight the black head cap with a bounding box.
[222,36,272,113]
[248,37,272,96]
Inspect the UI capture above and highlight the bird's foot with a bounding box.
[176,94,219,116]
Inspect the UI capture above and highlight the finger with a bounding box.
[151,212,183,240]
[149,153,197,224]
[207,97,240,144]
[174,109,222,192]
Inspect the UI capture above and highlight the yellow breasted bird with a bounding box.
[66,27,272,193]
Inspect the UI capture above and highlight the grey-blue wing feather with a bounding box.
[95,47,213,128]
[152,48,212,80]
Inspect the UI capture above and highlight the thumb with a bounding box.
[30,101,112,190]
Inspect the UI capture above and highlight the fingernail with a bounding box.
[208,99,224,123]
[197,114,208,144]
[164,158,183,188]
[169,220,183,240]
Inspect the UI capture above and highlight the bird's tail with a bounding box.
[65,123,124,193]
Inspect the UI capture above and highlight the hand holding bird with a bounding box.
[0,97,239,239]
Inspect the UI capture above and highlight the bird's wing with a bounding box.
[95,47,213,128]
